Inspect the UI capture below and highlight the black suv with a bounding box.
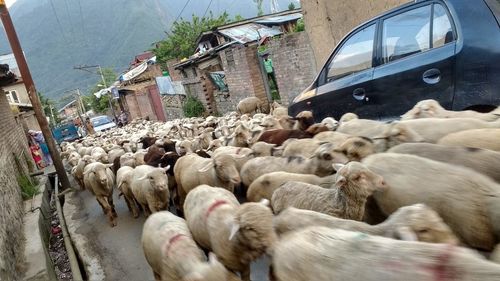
[289,0,500,121]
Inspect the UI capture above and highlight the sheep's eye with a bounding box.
[417,229,429,234]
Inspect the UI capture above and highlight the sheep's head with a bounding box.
[176,140,192,156]
[278,116,295,130]
[207,139,222,151]
[374,122,425,151]
[214,154,241,185]
[84,163,113,186]
[334,136,375,161]
[334,162,387,196]
[306,124,329,135]
[251,142,276,157]
[321,117,339,130]
[293,111,314,130]
[401,99,443,120]
[312,143,349,176]
[180,253,228,281]
[339,112,359,123]
[388,204,459,245]
[228,200,276,258]
[137,166,170,192]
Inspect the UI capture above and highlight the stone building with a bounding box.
[0,63,32,281]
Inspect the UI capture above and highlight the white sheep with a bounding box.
[116,166,138,218]
[437,128,500,152]
[141,211,236,281]
[273,204,458,244]
[363,153,500,251]
[236,97,263,115]
[130,165,170,217]
[272,227,500,281]
[71,155,94,190]
[271,162,387,220]
[184,185,276,281]
[247,172,337,202]
[83,162,116,227]
[401,99,500,121]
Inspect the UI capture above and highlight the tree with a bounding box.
[38,92,61,125]
[154,12,230,69]
[254,0,264,16]
[288,2,296,10]
[84,68,117,114]
[233,14,244,22]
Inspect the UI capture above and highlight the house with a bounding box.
[117,54,166,121]
[0,53,41,130]
[171,9,303,115]
[58,100,79,120]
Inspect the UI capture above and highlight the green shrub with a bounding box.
[18,174,40,200]
[294,18,305,32]
[183,96,205,117]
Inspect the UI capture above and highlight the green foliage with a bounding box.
[183,96,205,117]
[294,18,305,32]
[18,174,40,200]
[254,0,264,16]
[233,14,245,22]
[288,2,296,10]
[154,12,230,69]
[38,92,61,125]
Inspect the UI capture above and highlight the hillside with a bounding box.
[0,0,299,103]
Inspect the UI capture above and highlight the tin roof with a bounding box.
[218,23,282,44]
[255,13,303,25]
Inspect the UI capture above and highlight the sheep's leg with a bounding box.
[147,197,159,214]
[124,194,139,218]
[153,271,160,281]
[142,203,152,218]
[241,265,251,281]
[108,194,117,218]
[96,196,116,227]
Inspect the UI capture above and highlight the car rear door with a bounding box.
[371,2,457,119]
[310,23,379,120]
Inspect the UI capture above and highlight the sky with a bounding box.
[5,0,17,8]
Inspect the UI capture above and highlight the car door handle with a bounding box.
[353,88,368,101]
[423,68,441,84]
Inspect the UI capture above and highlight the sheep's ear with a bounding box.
[198,161,214,172]
[136,174,148,181]
[395,226,418,241]
[333,163,345,172]
[163,165,171,172]
[228,221,240,241]
[335,175,347,188]
[259,199,270,207]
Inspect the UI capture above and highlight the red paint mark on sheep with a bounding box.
[163,234,187,257]
[205,200,229,220]
[420,244,459,281]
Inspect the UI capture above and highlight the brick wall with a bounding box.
[267,32,317,105]
[136,91,157,121]
[0,89,31,280]
[161,94,185,120]
[219,45,269,114]
[166,59,184,82]
[301,0,408,68]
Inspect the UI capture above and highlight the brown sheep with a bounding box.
[257,124,329,146]
[292,111,314,131]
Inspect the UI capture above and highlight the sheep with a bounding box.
[437,128,500,152]
[91,147,109,163]
[273,204,458,244]
[130,165,170,216]
[144,144,166,167]
[227,124,251,147]
[174,154,241,210]
[138,136,157,149]
[134,150,147,165]
[271,227,500,281]
[250,141,277,157]
[247,172,337,202]
[83,162,117,227]
[339,112,358,123]
[388,143,500,183]
[257,124,328,146]
[141,211,234,281]
[398,117,500,143]
[270,101,288,119]
[284,136,374,161]
[184,185,276,281]
[71,155,94,190]
[362,153,500,250]
[371,121,425,151]
[67,151,81,167]
[116,166,138,218]
[236,97,262,115]
[175,139,192,156]
[240,143,348,187]
[336,118,386,138]
[320,117,338,130]
[271,162,387,219]
[107,148,125,164]
[313,131,351,144]
[292,111,314,131]
[401,99,500,121]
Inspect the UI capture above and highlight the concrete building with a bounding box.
[300,0,408,69]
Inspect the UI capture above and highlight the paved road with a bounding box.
[64,178,269,281]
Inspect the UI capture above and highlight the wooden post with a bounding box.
[1,2,71,190]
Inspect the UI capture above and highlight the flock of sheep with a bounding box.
[60,98,500,281]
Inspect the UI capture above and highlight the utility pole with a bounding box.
[0,2,71,190]
[74,64,117,120]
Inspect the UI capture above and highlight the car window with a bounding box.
[382,5,431,63]
[327,24,376,81]
[92,116,111,126]
[432,4,454,48]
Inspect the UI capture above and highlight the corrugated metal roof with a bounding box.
[255,13,303,25]
[218,23,282,44]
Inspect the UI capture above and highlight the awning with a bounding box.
[119,56,157,82]
[218,23,282,44]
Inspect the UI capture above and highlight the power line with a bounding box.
[202,0,215,18]
[63,0,76,42]
[173,0,192,24]
[77,0,89,47]
[48,0,70,45]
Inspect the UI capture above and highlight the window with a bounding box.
[327,24,376,80]
[382,5,431,63]
[432,4,454,48]
[10,90,19,103]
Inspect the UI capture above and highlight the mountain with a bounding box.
[0,0,300,104]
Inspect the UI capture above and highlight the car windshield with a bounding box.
[91,116,112,126]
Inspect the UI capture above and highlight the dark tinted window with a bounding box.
[327,24,375,81]
[382,5,432,63]
[484,0,500,26]
[433,4,454,48]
